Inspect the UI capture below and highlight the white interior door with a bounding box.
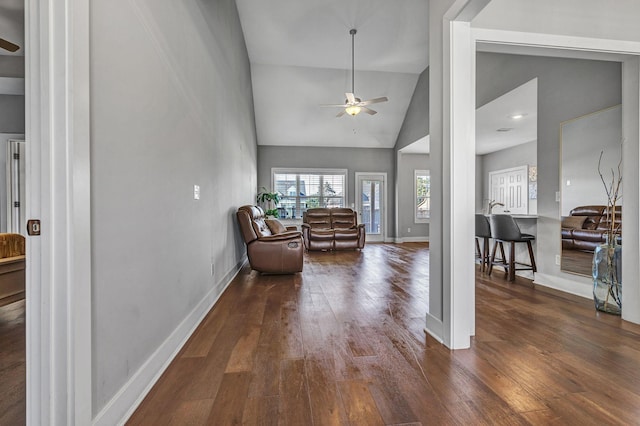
[356,173,386,243]
[488,165,528,214]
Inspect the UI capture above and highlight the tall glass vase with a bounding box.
[592,238,622,315]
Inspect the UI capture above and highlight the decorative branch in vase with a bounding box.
[593,148,622,314]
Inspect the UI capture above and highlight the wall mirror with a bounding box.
[560,105,622,276]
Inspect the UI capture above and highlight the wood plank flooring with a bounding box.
[0,299,25,425]
[128,243,640,425]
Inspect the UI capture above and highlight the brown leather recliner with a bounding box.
[236,205,303,273]
[561,205,622,252]
[302,208,365,251]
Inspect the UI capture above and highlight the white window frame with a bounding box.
[271,168,348,217]
[415,169,430,223]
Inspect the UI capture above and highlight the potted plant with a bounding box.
[256,187,281,218]
[592,149,622,314]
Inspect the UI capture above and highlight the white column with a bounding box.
[622,58,640,324]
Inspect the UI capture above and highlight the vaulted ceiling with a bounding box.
[235,0,429,149]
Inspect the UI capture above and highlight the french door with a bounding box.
[355,173,386,243]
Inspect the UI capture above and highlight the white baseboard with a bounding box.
[388,236,430,243]
[93,258,247,426]
[533,272,592,299]
[425,313,444,343]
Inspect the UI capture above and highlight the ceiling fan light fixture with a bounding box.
[345,105,361,116]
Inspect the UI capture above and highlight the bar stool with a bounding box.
[475,214,491,272]
[488,214,537,281]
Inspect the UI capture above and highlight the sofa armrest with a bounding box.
[258,231,302,242]
[356,224,366,248]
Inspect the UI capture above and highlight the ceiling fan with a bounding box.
[321,29,388,117]
[0,37,20,53]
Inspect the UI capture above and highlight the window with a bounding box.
[272,168,347,218]
[415,170,430,222]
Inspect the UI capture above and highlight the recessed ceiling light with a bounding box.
[497,128,514,132]
[509,113,527,120]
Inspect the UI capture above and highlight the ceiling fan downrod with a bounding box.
[350,29,356,95]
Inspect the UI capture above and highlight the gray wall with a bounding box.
[90,0,257,414]
[0,56,25,132]
[395,67,429,151]
[393,67,430,241]
[477,52,621,288]
[0,56,25,78]
[257,145,395,238]
[480,140,537,212]
[561,105,622,216]
[0,96,25,133]
[475,155,483,213]
[397,153,430,239]
[1,56,26,234]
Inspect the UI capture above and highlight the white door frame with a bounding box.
[355,172,387,242]
[25,0,92,423]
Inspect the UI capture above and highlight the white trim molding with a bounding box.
[25,0,93,423]
[355,172,388,243]
[425,313,444,344]
[533,273,592,300]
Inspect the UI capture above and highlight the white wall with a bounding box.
[473,0,640,43]
[90,0,257,416]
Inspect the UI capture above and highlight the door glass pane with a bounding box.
[361,180,381,235]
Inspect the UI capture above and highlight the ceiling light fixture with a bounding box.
[345,105,361,116]
[509,113,527,120]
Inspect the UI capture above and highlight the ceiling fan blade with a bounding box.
[0,38,20,53]
[320,103,349,108]
[361,107,377,115]
[345,92,356,104]
[336,110,347,118]
[359,96,388,106]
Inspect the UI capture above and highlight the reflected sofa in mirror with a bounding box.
[560,105,621,276]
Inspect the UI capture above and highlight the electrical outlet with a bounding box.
[194,185,200,200]
[407,227,411,233]
[555,254,561,265]
[555,191,560,202]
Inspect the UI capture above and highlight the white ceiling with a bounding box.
[235,0,429,149]
[476,78,538,155]
[397,78,538,155]
[0,0,23,56]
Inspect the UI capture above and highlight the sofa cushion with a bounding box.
[334,229,358,240]
[265,219,287,234]
[305,208,332,229]
[330,208,357,229]
[561,216,587,229]
[309,229,335,241]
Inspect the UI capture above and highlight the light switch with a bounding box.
[194,185,200,200]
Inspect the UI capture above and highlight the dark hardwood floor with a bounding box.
[128,243,640,425]
[0,299,25,426]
